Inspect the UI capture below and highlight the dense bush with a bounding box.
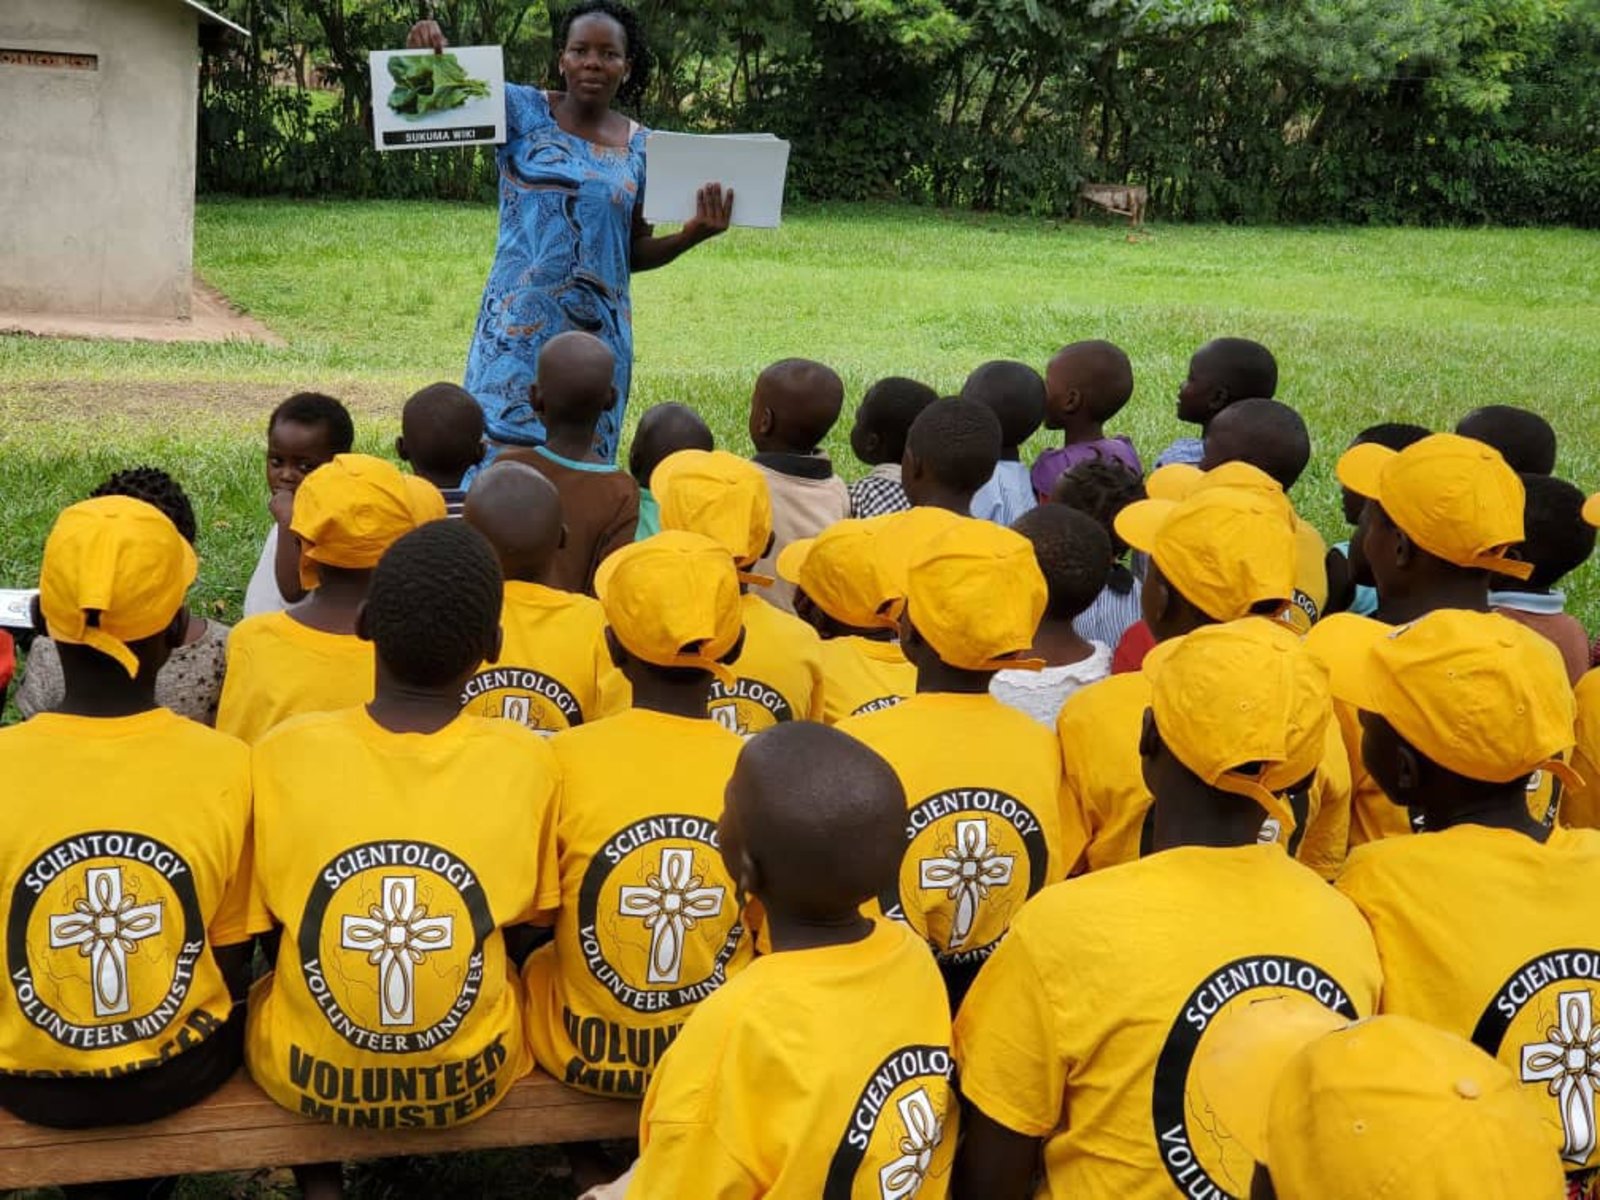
[200,0,1600,226]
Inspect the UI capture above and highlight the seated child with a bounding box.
[989,505,1112,727]
[216,454,444,743]
[1030,339,1142,501]
[1456,403,1557,475]
[954,621,1380,1200]
[962,360,1044,526]
[746,358,851,613]
[1052,459,1146,652]
[1488,473,1594,683]
[839,519,1065,1006]
[1331,609,1600,1183]
[523,532,754,1098]
[653,449,824,730]
[777,518,916,723]
[396,381,485,515]
[902,396,1003,517]
[1323,422,1430,617]
[17,466,231,725]
[0,497,257,1127]
[501,331,639,594]
[461,460,622,731]
[247,520,561,1130]
[1194,997,1564,1200]
[625,724,958,1196]
[847,375,938,518]
[1154,337,1277,469]
[626,402,713,540]
[244,392,353,616]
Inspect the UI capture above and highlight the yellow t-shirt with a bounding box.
[839,693,1064,969]
[523,709,753,1098]
[705,593,825,734]
[216,611,374,744]
[1336,824,1600,1174]
[819,636,916,725]
[0,710,258,1077]
[1056,654,1352,880]
[955,844,1382,1200]
[459,581,622,733]
[629,920,958,1199]
[1276,516,1329,636]
[1565,668,1600,830]
[246,707,561,1128]
[1306,611,1563,849]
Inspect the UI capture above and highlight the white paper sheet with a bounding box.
[0,588,37,629]
[370,45,506,151]
[643,131,791,229]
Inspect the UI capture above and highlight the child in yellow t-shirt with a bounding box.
[652,448,824,732]
[777,517,915,723]
[954,621,1381,1200]
[0,498,261,1127]
[523,532,754,1100]
[622,723,958,1198]
[1329,609,1600,1181]
[246,520,561,1133]
[460,460,620,732]
[216,454,445,744]
[839,519,1064,1006]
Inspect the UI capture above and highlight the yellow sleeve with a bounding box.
[1296,722,1353,881]
[523,744,565,921]
[214,633,255,743]
[628,1120,760,1199]
[1054,702,1096,877]
[210,823,274,944]
[1565,671,1600,829]
[954,923,1067,1138]
[806,649,826,724]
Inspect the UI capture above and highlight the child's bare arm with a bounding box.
[270,491,308,604]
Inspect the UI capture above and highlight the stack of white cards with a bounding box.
[643,132,791,229]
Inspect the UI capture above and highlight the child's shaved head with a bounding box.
[851,376,938,467]
[1456,405,1556,476]
[399,382,485,487]
[961,360,1046,452]
[1046,340,1134,428]
[362,520,502,688]
[534,331,617,428]
[1177,338,1277,426]
[721,723,905,920]
[750,358,845,454]
[904,396,1003,504]
[629,402,714,489]
[1201,398,1312,490]
[464,460,564,583]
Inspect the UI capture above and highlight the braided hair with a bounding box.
[364,520,503,687]
[554,0,653,111]
[89,466,198,545]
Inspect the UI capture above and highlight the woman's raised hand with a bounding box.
[405,20,448,52]
[683,183,735,243]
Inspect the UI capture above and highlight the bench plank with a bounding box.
[0,1070,638,1189]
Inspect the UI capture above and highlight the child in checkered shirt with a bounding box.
[847,376,937,518]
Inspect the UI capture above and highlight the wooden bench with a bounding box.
[1077,183,1149,228]
[0,1069,639,1190]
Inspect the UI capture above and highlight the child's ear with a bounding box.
[1395,741,1422,798]
[395,435,409,463]
[1206,388,1231,418]
[473,439,486,467]
[354,601,373,644]
[719,628,748,668]
[604,627,626,669]
[737,846,762,906]
[29,594,46,637]
[1394,528,1417,569]
[1138,707,1159,759]
[1063,387,1084,414]
[164,608,187,650]
[485,623,504,666]
[756,404,776,438]
[529,383,545,415]
[559,522,570,551]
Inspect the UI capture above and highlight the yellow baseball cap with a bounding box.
[1234,1004,1564,1199]
[651,449,774,582]
[775,519,898,630]
[39,496,198,679]
[1336,432,1532,580]
[873,506,968,616]
[1144,460,1286,504]
[1116,487,1296,622]
[594,530,742,686]
[1584,492,1600,528]
[1330,609,1576,785]
[1144,620,1330,834]
[904,520,1045,672]
[292,454,446,588]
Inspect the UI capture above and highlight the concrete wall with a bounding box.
[0,0,198,319]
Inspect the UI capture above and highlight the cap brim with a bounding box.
[1584,494,1600,530]
[775,538,813,586]
[1323,626,1390,715]
[1335,443,1395,502]
[1145,464,1205,503]
[1114,498,1178,555]
[1192,994,1348,1165]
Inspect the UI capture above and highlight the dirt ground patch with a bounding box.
[0,281,283,346]
[0,378,408,427]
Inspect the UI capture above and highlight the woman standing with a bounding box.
[408,2,731,462]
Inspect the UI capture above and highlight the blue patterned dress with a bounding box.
[463,86,646,462]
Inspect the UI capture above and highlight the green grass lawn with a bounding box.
[2,199,1598,625]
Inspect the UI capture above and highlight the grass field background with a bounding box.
[1,203,1598,1195]
[2,200,1599,625]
